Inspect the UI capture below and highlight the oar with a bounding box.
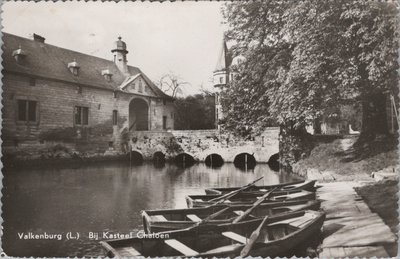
[208,176,264,203]
[240,215,269,257]
[187,207,231,230]
[232,187,278,224]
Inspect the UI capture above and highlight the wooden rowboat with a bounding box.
[100,210,326,258]
[142,199,321,233]
[186,190,316,208]
[205,180,317,195]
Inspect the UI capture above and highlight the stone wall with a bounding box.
[2,72,174,159]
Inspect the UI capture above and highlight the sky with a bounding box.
[2,1,226,96]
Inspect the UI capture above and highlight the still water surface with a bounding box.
[3,162,301,257]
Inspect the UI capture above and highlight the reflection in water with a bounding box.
[2,162,301,257]
[205,153,224,168]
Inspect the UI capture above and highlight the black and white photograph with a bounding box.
[1,1,399,258]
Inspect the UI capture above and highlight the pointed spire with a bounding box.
[214,39,229,72]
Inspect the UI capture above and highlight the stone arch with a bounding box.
[233,152,256,170]
[205,153,224,168]
[129,97,149,131]
[153,151,166,164]
[129,149,144,165]
[268,153,279,171]
[174,152,195,167]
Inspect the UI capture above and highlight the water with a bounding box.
[2,162,302,257]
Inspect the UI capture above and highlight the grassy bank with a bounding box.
[293,135,398,181]
[293,134,399,253]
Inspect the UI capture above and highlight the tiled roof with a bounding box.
[2,32,171,99]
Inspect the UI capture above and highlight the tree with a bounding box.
[336,2,399,143]
[221,1,399,172]
[156,73,190,98]
[174,91,216,130]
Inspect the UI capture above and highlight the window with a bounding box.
[138,80,143,93]
[112,110,118,125]
[74,106,89,125]
[163,116,167,130]
[29,78,36,86]
[18,100,37,122]
[220,77,223,83]
[163,99,167,105]
[113,91,118,98]
[77,86,82,94]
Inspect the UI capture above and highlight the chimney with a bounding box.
[33,33,45,43]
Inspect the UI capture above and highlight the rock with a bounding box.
[307,168,323,181]
[372,166,399,181]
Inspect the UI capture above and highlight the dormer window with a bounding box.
[12,46,27,63]
[101,69,113,82]
[68,60,80,76]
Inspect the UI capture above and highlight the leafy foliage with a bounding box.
[174,91,216,130]
[221,1,399,137]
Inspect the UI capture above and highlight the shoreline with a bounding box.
[2,154,278,172]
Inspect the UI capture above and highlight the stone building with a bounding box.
[2,32,175,158]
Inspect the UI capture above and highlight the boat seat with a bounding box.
[222,231,247,244]
[270,218,298,226]
[152,215,168,222]
[233,210,244,216]
[290,216,312,228]
[164,239,199,256]
[205,243,242,254]
[117,247,141,256]
[186,214,202,222]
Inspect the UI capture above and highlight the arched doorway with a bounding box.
[129,98,149,131]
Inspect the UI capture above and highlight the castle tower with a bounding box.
[213,39,230,129]
[213,39,229,88]
[111,36,129,76]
